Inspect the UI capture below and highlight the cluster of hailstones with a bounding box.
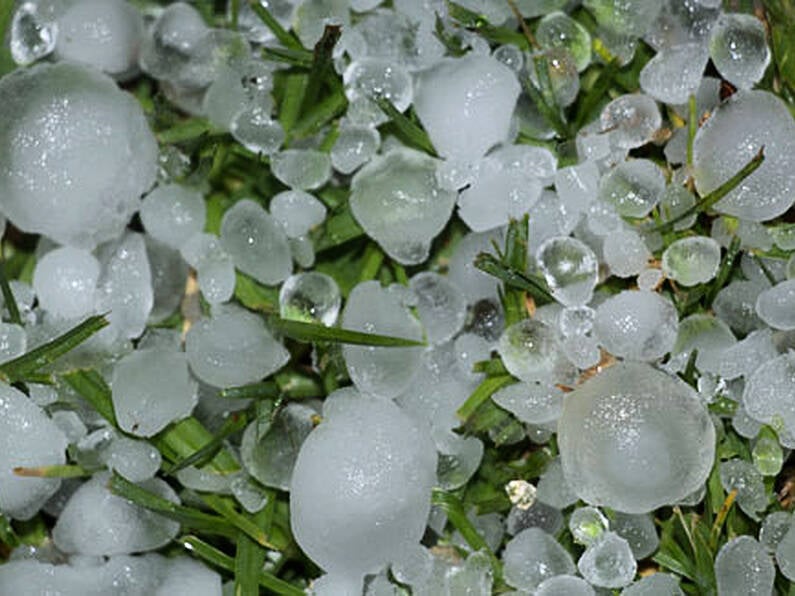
[0,0,795,593]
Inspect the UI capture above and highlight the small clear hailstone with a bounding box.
[776,523,795,580]
[600,94,662,149]
[502,527,576,591]
[662,236,721,287]
[577,532,637,589]
[409,272,467,345]
[331,125,380,174]
[528,48,581,107]
[271,149,331,190]
[102,437,161,483]
[343,58,413,112]
[140,184,206,250]
[743,352,795,436]
[593,290,678,361]
[760,512,792,554]
[230,107,285,155]
[350,148,456,265]
[611,512,659,559]
[279,272,341,326]
[497,319,576,385]
[492,382,565,425]
[715,536,775,595]
[536,11,592,72]
[558,362,715,513]
[720,458,768,517]
[598,159,665,218]
[603,229,651,277]
[269,190,326,239]
[755,279,795,330]
[0,323,26,364]
[639,43,709,105]
[180,233,236,304]
[709,13,771,90]
[32,246,101,320]
[10,1,57,65]
[569,506,609,545]
[536,236,599,306]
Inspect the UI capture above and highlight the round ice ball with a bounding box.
[290,391,436,587]
[0,62,157,248]
[558,362,715,514]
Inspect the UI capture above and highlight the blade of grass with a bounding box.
[573,59,618,131]
[0,260,21,325]
[279,72,309,134]
[473,253,555,305]
[312,206,364,252]
[248,0,304,51]
[234,271,279,312]
[0,314,109,383]
[704,236,742,307]
[358,243,384,282]
[290,87,348,141]
[13,464,90,478]
[374,97,437,156]
[687,93,697,168]
[446,0,530,50]
[268,316,426,347]
[651,147,765,233]
[199,493,279,550]
[180,535,305,596]
[108,474,238,539]
[220,380,280,400]
[62,369,117,424]
[235,509,269,596]
[261,46,313,68]
[456,375,516,422]
[164,411,249,475]
[300,25,342,114]
[157,118,214,144]
[710,489,738,550]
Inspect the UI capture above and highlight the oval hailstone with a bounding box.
[743,352,795,436]
[0,62,157,247]
[693,90,795,221]
[756,279,795,330]
[413,54,520,162]
[290,391,436,590]
[558,362,715,514]
[662,236,721,287]
[350,148,456,265]
[140,184,206,250]
[502,527,576,591]
[598,159,665,218]
[497,319,576,385]
[186,308,289,388]
[536,236,599,306]
[0,383,68,520]
[32,246,101,319]
[341,281,424,398]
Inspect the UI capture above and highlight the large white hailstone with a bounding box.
[350,148,456,265]
[32,246,101,320]
[413,54,520,162]
[715,536,775,595]
[290,391,437,592]
[53,472,180,555]
[558,362,715,514]
[693,90,795,221]
[341,281,424,398]
[0,383,68,520]
[0,62,157,248]
[54,0,144,79]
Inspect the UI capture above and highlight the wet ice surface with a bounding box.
[715,536,775,595]
[558,362,715,513]
[33,247,101,320]
[501,527,576,591]
[290,391,436,590]
[0,62,157,247]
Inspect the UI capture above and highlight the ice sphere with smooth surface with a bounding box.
[186,309,289,388]
[102,437,162,482]
[715,536,774,595]
[112,348,197,437]
[497,319,576,385]
[536,11,592,72]
[0,382,68,520]
[33,246,100,319]
[598,159,665,218]
[409,272,467,345]
[611,512,659,559]
[600,94,661,149]
[569,506,609,545]
[278,271,341,326]
[536,236,598,306]
[578,532,637,588]
[558,362,715,513]
[413,55,520,162]
[604,229,650,278]
[709,13,770,89]
[759,511,792,552]
[230,107,284,155]
[0,62,157,247]
[140,184,206,250]
[755,279,795,330]
[662,236,721,287]
[343,58,413,112]
[331,125,380,174]
[290,392,436,584]
[492,382,564,425]
[639,43,709,105]
[501,527,576,591]
[53,472,180,555]
[341,281,423,398]
[0,323,26,364]
[220,199,292,285]
[350,148,456,265]
[270,149,331,191]
[54,0,143,78]
[593,290,678,361]
[693,90,795,221]
[269,190,326,238]
[743,352,795,436]
[10,1,57,66]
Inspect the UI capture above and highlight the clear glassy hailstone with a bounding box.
[536,236,599,307]
[536,11,592,72]
[331,125,380,175]
[743,352,795,437]
[693,90,795,222]
[709,13,771,90]
[600,94,662,150]
[715,536,775,596]
[639,43,709,105]
[755,279,795,330]
[32,246,101,320]
[343,58,413,113]
[140,184,206,251]
[0,62,157,248]
[598,159,665,218]
[290,391,436,587]
[10,1,57,66]
[413,54,521,162]
[350,148,456,265]
[583,0,662,37]
[502,527,576,591]
[279,272,341,326]
[497,319,576,385]
[527,48,581,108]
[662,236,721,287]
[558,362,715,514]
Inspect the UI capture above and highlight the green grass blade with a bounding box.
[248,0,304,50]
[164,411,249,475]
[290,87,348,141]
[0,0,15,77]
[234,510,269,596]
[456,375,516,422]
[0,314,109,382]
[652,147,765,233]
[374,97,438,156]
[300,25,342,114]
[312,206,364,252]
[13,464,90,479]
[573,59,618,131]
[446,0,530,50]
[687,93,697,168]
[62,369,117,425]
[261,46,313,68]
[157,118,214,144]
[269,315,426,347]
[108,474,237,539]
[179,535,306,596]
[220,380,280,400]
[704,236,742,307]
[279,72,309,134]
[234,272,279,313]
[200,493,279,550]
[473,252,555,305]
[0,260,21,326]
[155,417,241,474]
